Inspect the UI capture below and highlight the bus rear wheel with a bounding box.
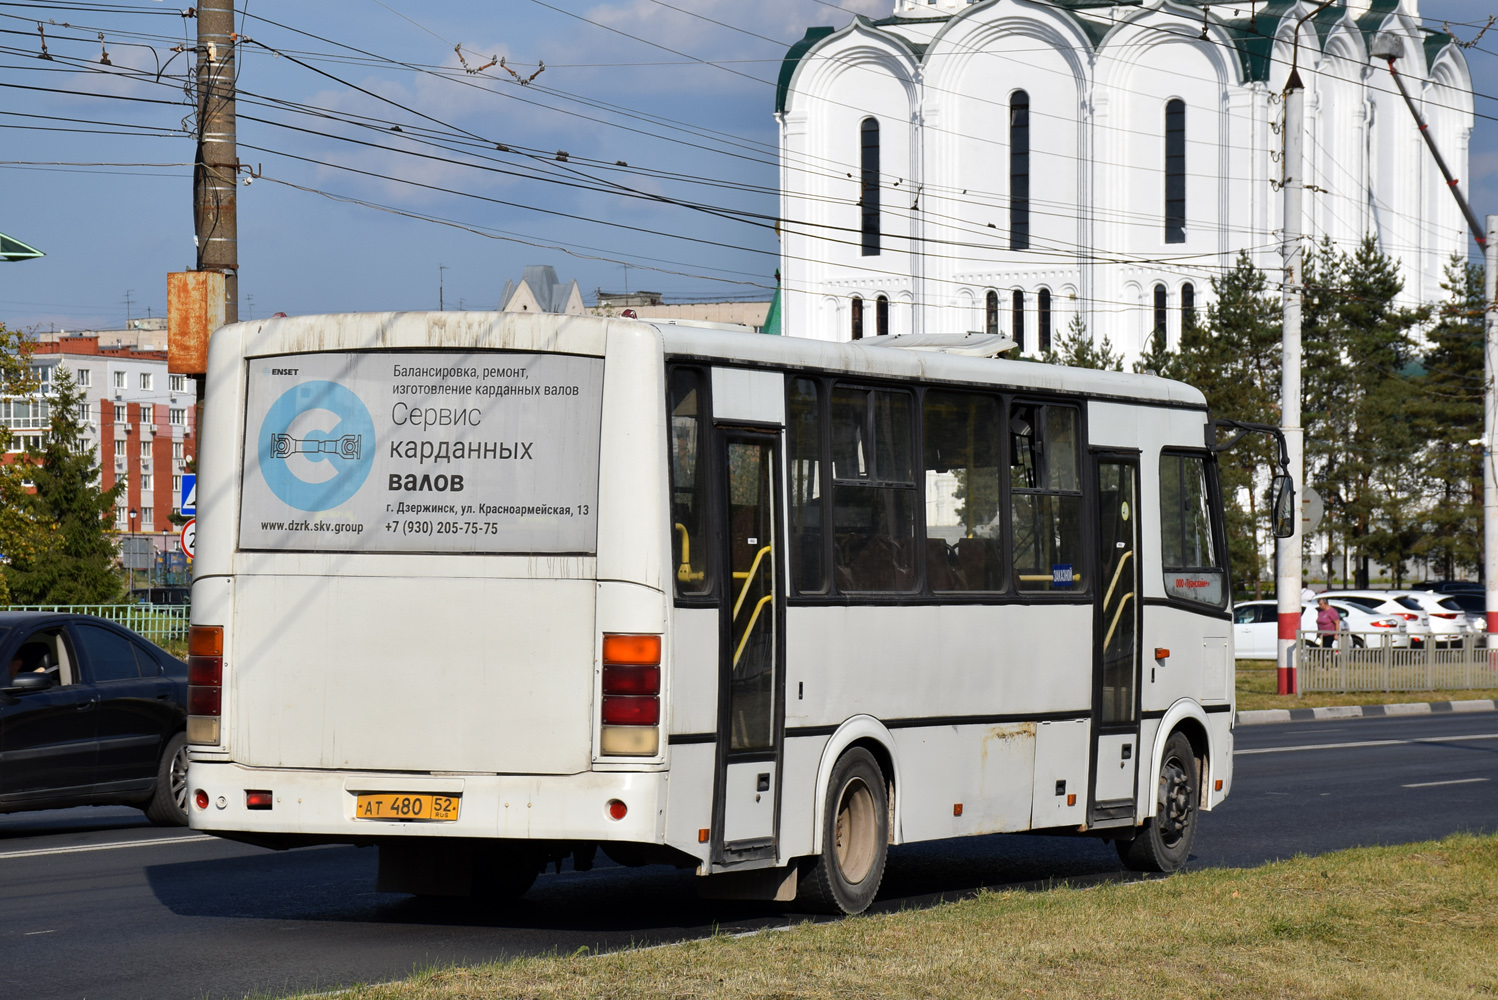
[1117,731,1198,873]
[797,748,887,915]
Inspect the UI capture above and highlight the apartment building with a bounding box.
[5,334,198,554]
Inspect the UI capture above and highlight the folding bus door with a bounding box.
[1091,454,1141,825]
[711,429,785,865]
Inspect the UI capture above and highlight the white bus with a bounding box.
[186,312,1287,915]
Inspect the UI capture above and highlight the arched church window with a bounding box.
[1038,288,1052,354]
[876,295,890,336]
[1153,284,1168,348]
[1165,99,1185,244]
[861,118,880,256]
[1012,289,1026,352]
[985,291,999,335]
[1010,92,1030,251]
[851,296,864,341]
[1181,282,1196,331]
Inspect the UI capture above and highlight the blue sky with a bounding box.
[0,0,1490,332]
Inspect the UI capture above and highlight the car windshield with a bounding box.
[1438,597,1463,611]
[1451,594,1485,612]
[1394,597,1423,610]
[1337,596,1383,611]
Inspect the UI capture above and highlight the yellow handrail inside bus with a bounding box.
[1103,591,1136,649]
[732,545,773,619]
[674,523,704,584]
[733,594,774,668]
[1103,549,1134,610]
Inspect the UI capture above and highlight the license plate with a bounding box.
[355,793,460,822]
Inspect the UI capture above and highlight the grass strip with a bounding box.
[290,833,1498,1000]
[1235,665,1498,710]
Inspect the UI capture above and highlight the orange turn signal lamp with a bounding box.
[1154,648,1170,660]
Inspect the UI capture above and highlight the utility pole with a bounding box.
[124,289,134,328]
[1276,66,1306,697]
[1485,217,1497,642]
[194,0,238,325]
[439,264,447,311]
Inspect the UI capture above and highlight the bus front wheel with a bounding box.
[797,748,888,915]
[1117,731,1198,873]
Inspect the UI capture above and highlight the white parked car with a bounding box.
[1399,591,1473,646]
[1319,591,1433,648]
[1231,599,1407,660]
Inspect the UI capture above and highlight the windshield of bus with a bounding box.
[238,351,604,554]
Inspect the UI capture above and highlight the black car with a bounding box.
[0,612,189,825]
[1412,581,1483,595]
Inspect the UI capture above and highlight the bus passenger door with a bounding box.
[712,430,784,865]
[1091,455,1141,826]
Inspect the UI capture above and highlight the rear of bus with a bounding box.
[186,312,683,889]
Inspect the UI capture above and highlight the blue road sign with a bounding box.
[180,474,196,516]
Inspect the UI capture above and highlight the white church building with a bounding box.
[774,0,1473,358]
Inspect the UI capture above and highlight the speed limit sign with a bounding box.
[180,517,196,559]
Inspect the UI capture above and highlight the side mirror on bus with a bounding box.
[1270,473,1296,539]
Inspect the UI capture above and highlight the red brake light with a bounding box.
[607,799,628,820]
[188,686,222,715]
[187,656,222,686]
[1433,612,1458,619]
[245,790,273,810]
[1372,620,1396,627]
[602,696,659,726]
[195,789,209,810]
[1397,613,1418,620]
[603,664,660,695]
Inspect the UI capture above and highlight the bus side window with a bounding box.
[831,385,918,592]
[1009,403,1084,594]
[669,368,712,596]
[1159,452,1226,606]
[923,390,1003,591]
[787,378,827,593]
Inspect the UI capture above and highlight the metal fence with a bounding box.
[1297,631,1498,693]
[4,603,190,649]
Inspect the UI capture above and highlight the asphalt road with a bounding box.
[3,711,1496,1000]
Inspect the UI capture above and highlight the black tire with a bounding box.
[1117,731,1198,873]
[1351,635,1365,649]
[796,747,888,915]
[143,732,189,827]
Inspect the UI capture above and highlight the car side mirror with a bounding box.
[1270,473,1296,539]
[4,672,54,694]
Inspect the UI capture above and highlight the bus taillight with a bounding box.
[187,625,224,745]
[600,633,661,756]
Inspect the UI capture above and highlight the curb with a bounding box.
[1236,699,1498,726]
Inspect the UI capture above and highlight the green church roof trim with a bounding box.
[777,26,835,114]
[776,2,1443,114]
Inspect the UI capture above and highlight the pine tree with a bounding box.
[1179,252,1283,596]
[1041,313,1124,371]
[3,365,125,604]
[1302,236,1425,587]
[1409,256,1483,578]
[0,325,48,606]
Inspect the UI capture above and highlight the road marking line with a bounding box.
[1402,777,1491,789]
[24,930,56,936]
[1237,733,1498,755]
[0,834,215,860]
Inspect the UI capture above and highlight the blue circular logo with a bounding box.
[258,381,376,511]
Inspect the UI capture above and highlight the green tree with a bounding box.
[1301,237,1426,588]
[1040,313,1124,371]
[1408,256,1483,578]
[0,326,51,606]
[3,365,125,604]
[1175,252,1283,596]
